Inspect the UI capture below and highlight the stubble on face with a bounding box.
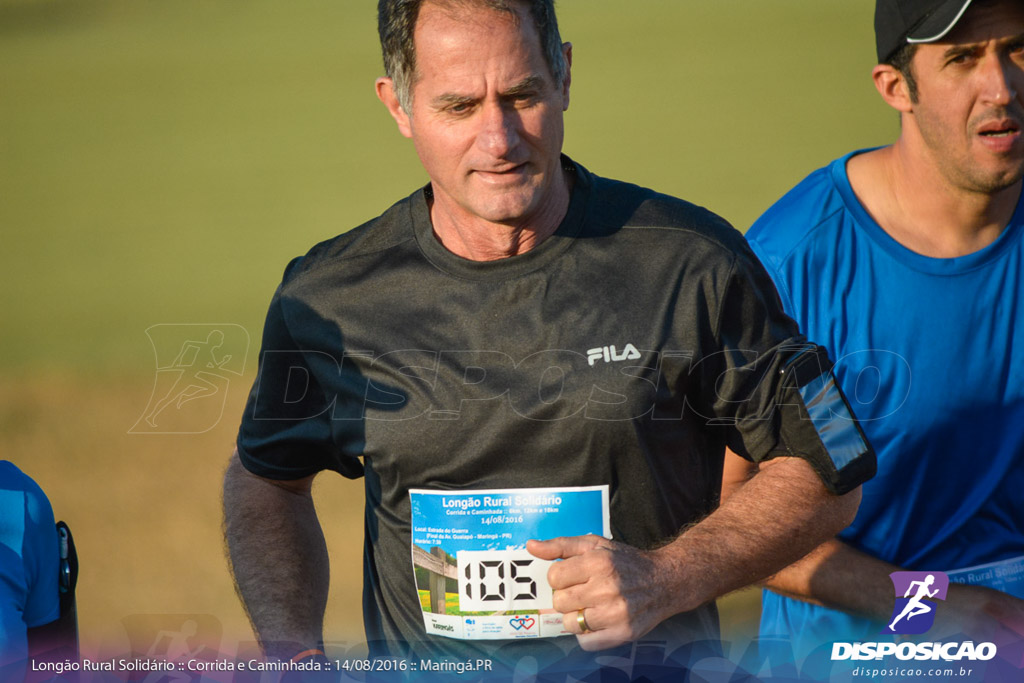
[907,2,1024,195]
[404,0,570,252]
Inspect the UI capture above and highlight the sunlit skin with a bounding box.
[909,4,1024,193]
[376,1,572,261]
[719,1,1024,642]
[849,1,1024,257]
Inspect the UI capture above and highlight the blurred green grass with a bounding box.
[1,0,892,372]
[1,0,891,656]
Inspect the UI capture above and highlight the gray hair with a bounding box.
[378,0,566,114]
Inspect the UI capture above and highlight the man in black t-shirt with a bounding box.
[223,0,876,675]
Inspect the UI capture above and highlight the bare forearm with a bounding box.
[762,537,897,621]
[720,448,891,620]
[763,538,1024,639]
[654,457,861,618]
[222,452,328,658]
[531,457,860,650]
[719,452,1024,638]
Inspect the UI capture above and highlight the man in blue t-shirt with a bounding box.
[0,461,60,679]
[722,0,1024,660]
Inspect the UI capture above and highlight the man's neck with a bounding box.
[848,143,1021,259]
[428,168,573,262]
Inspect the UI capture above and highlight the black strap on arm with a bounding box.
[771,346,877,495]
[26,521,80,680]
[54,521,79,660]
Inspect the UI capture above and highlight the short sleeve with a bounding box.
[22,478,59,628]
[236,261,365,481]
[692,243,875,494]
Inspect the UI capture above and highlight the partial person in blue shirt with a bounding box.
[722,0,1024,661]
[0,461,60,679]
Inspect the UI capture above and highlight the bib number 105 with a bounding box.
[456,549,554,612]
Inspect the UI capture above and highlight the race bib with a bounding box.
[408,486,611,641]
[946,555,1024,599]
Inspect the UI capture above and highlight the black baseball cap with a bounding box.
[875,0,974,63]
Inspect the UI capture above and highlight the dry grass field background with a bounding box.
[3,369,371,654]
[1,0,890,662]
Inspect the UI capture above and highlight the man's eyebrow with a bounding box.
[501,75,546,97]
[942,44,975,59]
[432,92,476,107]
[942,32,1024,58]
[430,75,547,108]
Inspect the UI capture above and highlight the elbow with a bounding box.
[829,484,861,534]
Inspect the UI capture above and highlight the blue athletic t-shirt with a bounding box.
[0,461,60,671]
[747,150,1024,652]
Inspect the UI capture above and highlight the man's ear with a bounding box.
[872,64,914,114]
[376,77,413,138]
[560,42,572,111]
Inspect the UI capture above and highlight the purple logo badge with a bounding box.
[883,571,950,635]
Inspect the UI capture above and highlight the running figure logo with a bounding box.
[131,324,249,434]
[883,571,950,635]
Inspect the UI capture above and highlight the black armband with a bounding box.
[771,346,877,495]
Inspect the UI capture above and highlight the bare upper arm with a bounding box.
[225,449,316,497]
[753,455,862,533]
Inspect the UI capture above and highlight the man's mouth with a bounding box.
[978,120,1021,138]
[479,163,526,174]
[473,163,529,182]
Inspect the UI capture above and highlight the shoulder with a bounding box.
[0,461,52,511]
[745,155,853,270]
[582,166,748,264]
[278,189,423,290]
[0,461,55,537]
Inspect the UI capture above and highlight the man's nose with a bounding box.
[476,101,520,158]
[979,54,1019,107]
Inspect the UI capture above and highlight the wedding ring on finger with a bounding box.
[577,609,592,634]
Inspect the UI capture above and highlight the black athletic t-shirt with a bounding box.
[237,158,835,666]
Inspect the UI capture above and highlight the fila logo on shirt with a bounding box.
[587,343,641,366]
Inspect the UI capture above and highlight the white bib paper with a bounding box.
[408,486,611,641]
[946,554,1024,599]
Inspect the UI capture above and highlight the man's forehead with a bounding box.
[412,0,534,58]
[936,0,1024,46]
[416,0,526,33]
[412,0,546,86]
